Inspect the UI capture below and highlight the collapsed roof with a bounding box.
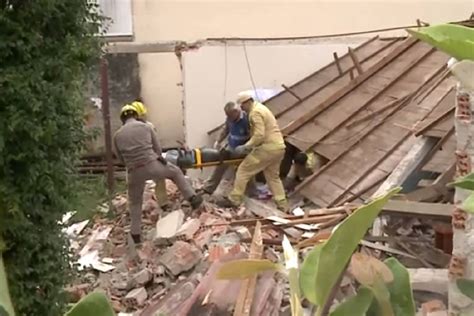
[209,35,457,207]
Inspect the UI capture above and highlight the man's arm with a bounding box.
[150,126,162,156]
[216,122,229,144]
[244,112,265,148]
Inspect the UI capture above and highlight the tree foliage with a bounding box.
[0,1,102,315]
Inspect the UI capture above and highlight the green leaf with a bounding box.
[282,236,303,316]
[288,268,303,316]
[462,193,474,214]
[457,279,474,300]
[300,243,323,304]
[216,259,281,280]
[371,277,394,316]
[65,292,115,316]
[0,305,9,316]
[304,188,400,306]
[0,255,15,316]
[384,258,416,316]
[330,287,374,316]
[406,24,474,61]
[449,173,474,191]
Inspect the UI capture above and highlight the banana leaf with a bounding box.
[406,24,474,61]
[300,188,400,307]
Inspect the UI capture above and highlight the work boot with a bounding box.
[189,194,203,209]
[131,234,141,245]
[216,196,239,209]
[276,200,290,213]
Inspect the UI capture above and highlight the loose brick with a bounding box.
[124,287,148,306]
[159,241,203,276]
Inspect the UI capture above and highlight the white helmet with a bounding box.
[236,91,254,105]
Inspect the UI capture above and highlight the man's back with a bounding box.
[114,119,159,168]
[250,102,285,149]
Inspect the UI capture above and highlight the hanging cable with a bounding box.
[223,41,228,104]
[242,40,260,101]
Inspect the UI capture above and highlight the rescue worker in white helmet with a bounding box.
[216,91,288,212]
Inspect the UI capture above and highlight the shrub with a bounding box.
[0,1,102,315]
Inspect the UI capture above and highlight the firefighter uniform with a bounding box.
[228,100,288,210]
[131,101,170,211]
[114,116,196,236]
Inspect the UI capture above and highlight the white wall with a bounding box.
[182,39,366,149]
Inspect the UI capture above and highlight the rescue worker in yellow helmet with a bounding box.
[114,104,203,244]
[284,151,320,192]
[216,91,289,211]
[130,99,171,212]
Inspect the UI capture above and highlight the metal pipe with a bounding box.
[100,57,115,200]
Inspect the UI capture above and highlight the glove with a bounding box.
[157,156,168,165]
[234,145,251,156]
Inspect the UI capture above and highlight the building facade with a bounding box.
[97,0,472,149]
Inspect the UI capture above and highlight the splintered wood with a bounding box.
[233,221,263,316]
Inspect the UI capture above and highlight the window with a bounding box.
[99,0,133,38]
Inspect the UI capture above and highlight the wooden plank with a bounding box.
[281,84,302,101]
[281,37,419,136]
[404,186,443,202]
[382,200,452,218]
[415,106,455,136]
[333,52,343,75]
[273,38,400,118]
[337,174,389,205]
[328,129,412,206]
[345,95,409,129]
[305,47,439,151]
[360,240,416,258]
[415,128,455,174]
[372,136,438,198]
[396,241,435,268]
[348,47,364,75]
[233,221,263,316]
[416,69,451,104]
[371,136,438,236]
[293,95,412,201]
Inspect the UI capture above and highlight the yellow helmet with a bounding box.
[131,101,147,116]
[120,104,138,116]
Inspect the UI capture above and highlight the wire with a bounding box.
[223,41,228,104]
[242,40,260,101]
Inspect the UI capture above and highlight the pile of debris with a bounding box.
[65,180,357,315]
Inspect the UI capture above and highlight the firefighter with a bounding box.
[217,92,289,211]
[202,101,250,194]
[284,151,317,191]
[114,105,202,244]
[130,100,170,212]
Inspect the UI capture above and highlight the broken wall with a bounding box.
[182,40,365,150]
[131,0,472,148]
[86,53,141,154]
